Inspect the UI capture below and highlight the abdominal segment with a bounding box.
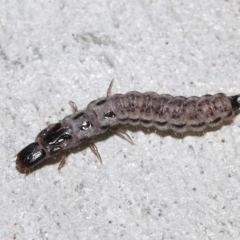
[108,92,234,133]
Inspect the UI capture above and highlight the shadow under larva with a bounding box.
[15,80,240,174]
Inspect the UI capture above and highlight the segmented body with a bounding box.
[82,92,234,133]
[16,84,240,174]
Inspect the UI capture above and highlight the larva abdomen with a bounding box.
[109,92,233,133]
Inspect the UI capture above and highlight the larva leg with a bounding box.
[58,152,66,171]
[69,100,78,112]
[115,129,134,145]
[89,142,102,164]
[107,79,114,97]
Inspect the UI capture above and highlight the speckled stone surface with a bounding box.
[1,1,240,239]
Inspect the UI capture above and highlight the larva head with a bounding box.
[16,142,46,174]
[16,123,74,173]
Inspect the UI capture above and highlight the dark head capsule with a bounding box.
[16,142,46,174]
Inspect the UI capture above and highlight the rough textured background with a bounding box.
[1,1,240,239]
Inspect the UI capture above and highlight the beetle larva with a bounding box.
[16,81,240,174]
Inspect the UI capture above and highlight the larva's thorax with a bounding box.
[61,97,119,144]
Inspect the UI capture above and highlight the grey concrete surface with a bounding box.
[1,1,240,239]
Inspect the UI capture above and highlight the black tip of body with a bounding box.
[229,94,240,111]
[16,142,46,173]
